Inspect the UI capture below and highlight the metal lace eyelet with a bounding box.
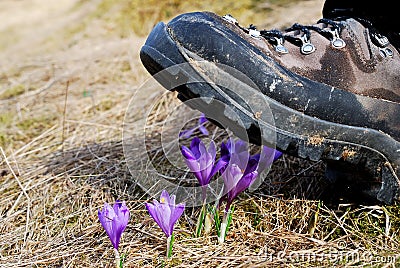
[371,32,393,58]
[273,37,288,54]
[330,29,346,49]
[332,38,346,48]
[385,47,394,57]
[371,33,390,47]
[300,35,315,54]
[379,47,394,58]
[248,28,261,39]
[322,28,346,49]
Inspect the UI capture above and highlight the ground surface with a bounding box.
[0,0,399,267]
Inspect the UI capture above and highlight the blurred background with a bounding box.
[0,0,324,152]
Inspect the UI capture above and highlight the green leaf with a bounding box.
[195,204,206,237]
[212,206,221,236]
[224,206,234,240]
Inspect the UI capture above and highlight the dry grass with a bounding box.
[0,0,399,267]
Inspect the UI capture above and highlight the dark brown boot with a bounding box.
[140,11,400,204]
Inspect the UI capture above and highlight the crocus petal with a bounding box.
[198,152,213,183]
[155,191,173,236]
[98,210,113,246]
[165,192,185,236]
[113,205,130,248]
[183,157,200,172]
[190,137,201,158]
[273,150,283,161]
[145,202,162,229]
[199,125,209,136]
[181,145,196,160]
[198,114,209,135]
[98,203,114,232]
[244,158,259,175]
[146,201,171,236]
[113,201,130,229]
[220,141,230,160]
[160,190,171,205]
[182,145,206,179]
[98,201,129,250]
[182,138,220,186]
[197,139,208,157]
[111,218,124,249]
[222,164,243,194]
[222,164,243,209]
[210,157,227,178]
[237,151,251,171]
[234,171,258,198]
[226,138,233,152]
[184,159,208,185]
[199,113,208,124]
[208,140,216,160]
[179,128,195,138]
[168,203,185,236]
[229,152,250,172]
[234,139,248,154]
[146,191,185,237]
[146,199,163,228]
[98,204,115,237]
[249,152,260,162]
[179,114,209,139]
[222,162,258,211]
[156,202,172,236]
[184,158,203,181]
[220,139,252,171]
[257,146,282,173]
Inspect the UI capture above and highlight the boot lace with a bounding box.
[223,15,393,57]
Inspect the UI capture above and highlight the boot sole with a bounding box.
[140,18,400,204]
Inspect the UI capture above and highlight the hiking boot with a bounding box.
[139,11,400,204]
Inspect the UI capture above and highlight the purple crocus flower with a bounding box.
[253,145,283,173]
[98,201,130,250]
[198,113,209,136]
[179,113,209,138]
[222,153,259,211]
[145,190,185,237]
[220,138,251,170]
[220,138,282,174]
[181,137,225,186]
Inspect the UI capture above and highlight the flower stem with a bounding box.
[201,185,207,204]
[218,206,234,244]
[166,233,174,258]
[218,211,228,244]
[195,202,206,237]
[114,248,121,268]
